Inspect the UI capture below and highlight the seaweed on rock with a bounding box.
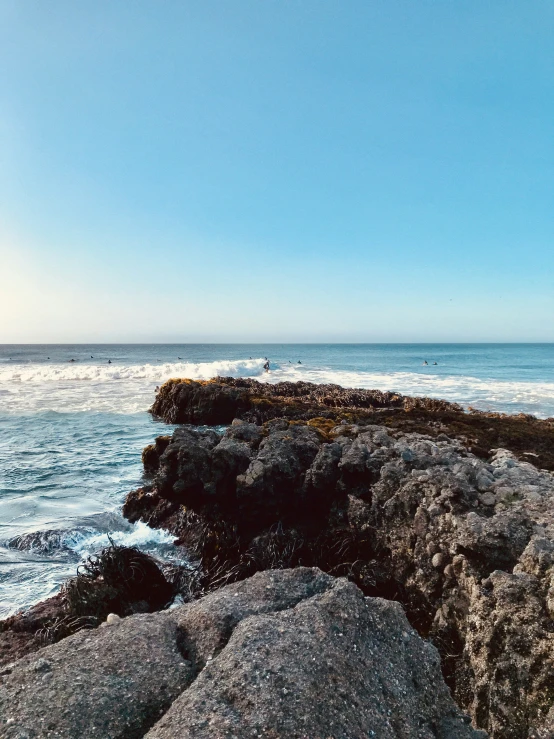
[62,541,174,621]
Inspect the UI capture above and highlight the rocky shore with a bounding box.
[2,378,554,738]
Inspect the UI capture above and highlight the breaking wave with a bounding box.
[263,365,554,417]
[1,356,554,416]
[0,358,268,414]
[1,517,183,618]
[0,357,266,385]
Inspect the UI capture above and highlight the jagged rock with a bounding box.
[150,377,417,425]
[125,419,554,737]
[0,569,482,739]
[150,378,554,470]
[142,435,172,474]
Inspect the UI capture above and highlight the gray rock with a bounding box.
[0,569,482,739]
[0,612,192,739]
[173,567,334,670]
[147,577,483,739]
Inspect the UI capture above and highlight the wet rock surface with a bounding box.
[0,569,482,739]
[125,416,554,738]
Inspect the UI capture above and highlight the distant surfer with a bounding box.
[178,357,183,360]
[298,360,302,364]
[91,355,94,358]
[108,359,112,364]
[423,360,428,365]
[263,360,270,372]
[69,359,76,362]
[433,362,438,365]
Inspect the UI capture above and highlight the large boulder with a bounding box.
[0,569,482,739]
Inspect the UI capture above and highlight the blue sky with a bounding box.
[0,1,553,342]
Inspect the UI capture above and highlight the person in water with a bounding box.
[423,360,428,365]
[108,359,112,364]
[433,361,438,365]
[263,360,270,372]
[298,360,302,364]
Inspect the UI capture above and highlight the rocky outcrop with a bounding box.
[149,378,554,471]
[125,418,554,738]
[0,568,483,739]
[149,376,432,425]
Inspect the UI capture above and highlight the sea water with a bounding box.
[1,343,553,616]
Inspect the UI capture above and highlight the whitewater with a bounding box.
[1,343,553,616]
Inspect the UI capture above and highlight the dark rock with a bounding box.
[151,378,554,471]
[235,422,322,533]
[0,595,67,668]
[142,435,172,474]
[150,376,456,426]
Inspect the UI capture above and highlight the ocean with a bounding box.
[1,343,553,617]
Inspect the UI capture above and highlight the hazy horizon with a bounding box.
[2,341,554,347]
[1,2,553,343]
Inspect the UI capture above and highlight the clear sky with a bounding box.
[1,1,553,343]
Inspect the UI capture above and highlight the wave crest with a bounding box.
[0,358,267,384]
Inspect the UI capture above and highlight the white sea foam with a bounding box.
[67,520,176,555]
[263,365,554,417]
[0,358,268,414]
[0,357,267,385]
[1,356,554,416]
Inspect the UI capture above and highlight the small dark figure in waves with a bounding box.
[263,360,270,372]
